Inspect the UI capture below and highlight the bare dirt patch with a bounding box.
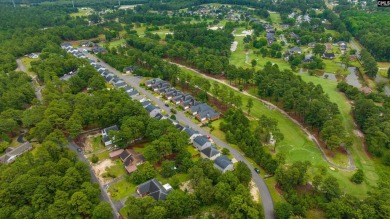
[92,159,115,184]
[179,180,194,193]
[230,41,238,52]
[250,180,260,203]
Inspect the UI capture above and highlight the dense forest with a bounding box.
[341,10,390,61]
[337,82,390,165]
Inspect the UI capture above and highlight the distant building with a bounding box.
[322,52,335,59]
[289,47,302,54]
[193,135,212,151]
[145,104,161,118]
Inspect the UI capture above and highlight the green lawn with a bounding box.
[88,150,110,162]
[106,159,127,178]
[296,72,383,198]
[187,145,200,157]
[90,136,105,152]
[107,39,126,49]
[108,178,137,201]
[269,12,282,24]
[20,57,37,77]
[70,8,93,18]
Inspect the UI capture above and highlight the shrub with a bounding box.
[91,154,99,163]
[350,169,364,184]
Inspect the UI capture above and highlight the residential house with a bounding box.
[193,135,212,151]
[180,94,194,109]
[141,100,151,108]
[322,52,335,59]
[172,92,184,104]
[338,41,347,51]
[28,53,39,59]
[0,142,33,164]
[183,127,201,143]
[114,81,127,88]
[166,89,178,100]
[92,46,107,54]
[109,149,124,160]
[152,81,170,92]
[127,90,139,98]
[119,150,131,162]
[175,124,185,131]
[145,104,161,118]
[61,43,73,50]
[137,178,173,201]
[80,41,94,47]
[101,125,119,146]
[145,78,163,87]
[308,42,316,48]
[214,155,234,173]
[91,46,107,54]
[266,32,276,45]
[158,86,171,94]
[289,47,302,54]
[190,103,220,122]
[290,32,300,42]
[201,146,221,160]
[123,66,139,74]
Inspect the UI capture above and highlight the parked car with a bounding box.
[254,168,260,174]
[164,103,169,107]
[77,148,82,152]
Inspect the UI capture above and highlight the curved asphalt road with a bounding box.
[83,51,275,219]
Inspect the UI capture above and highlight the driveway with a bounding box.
[82,51,275,219]
[16,58,44,101]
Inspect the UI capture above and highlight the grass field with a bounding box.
[107,39,126,49]
[108,178,137,201]
[106,159,127,178]
[70,8,93,18]
[269,12,282,24]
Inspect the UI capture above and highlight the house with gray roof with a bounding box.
[145,104,161,118]
[141,100,151,108]
[214,155,234,173]
[190,103,220,122]
[183,127,201,143]
[172,92,184,104]
[289,47,302,54]
[101,125,119,146]
[127,90,139,98]
[201,146,221,160]
[114,81,126,88]
[166,89,179,100]
[137,178,173,201]
[193,135,212,151]
[145,78,163,87]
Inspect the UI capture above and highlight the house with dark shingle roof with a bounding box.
[190,103,220,122]
[322,52,335,59]
[101,125,119,146]
[141,100,151,108]
[214,155,234,173]
[145,78,163,87]
[193,135,212,151]
[127,90,139,98]
[201,146,221,160]
[145,104,161,118]
[289,47,302,54]
[91,46,107,54]
[183,127,201,143]
[137,178,173,201]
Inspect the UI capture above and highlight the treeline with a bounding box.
[341,10,390,61]
[173,23,234,56]
[338,82,390,165]
[120,11,183,26]
[121,159,263,219]
[221,109,280,174]
[256,63,350,150]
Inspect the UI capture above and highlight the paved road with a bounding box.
[16,59,44,101]
[169,61,356,171]
[67,139,119,219]
[83,51,275,219]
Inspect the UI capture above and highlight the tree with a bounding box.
[234,162,251,186]
[251,59,257,67]
[246,99,253,115]
[92,202,112,219]
[313,44,326,56]
[91,154,99,164]
[351,169,364,184]
[322,176,341,201]
[274,202,292,219]
[388,67,390,79]
[145,206,167,219]
[340,53,351,70]
[161,160,176,178]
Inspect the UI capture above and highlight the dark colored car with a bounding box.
[164,103,169,107]
[254,168,260,174]
[77,148,82,152]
